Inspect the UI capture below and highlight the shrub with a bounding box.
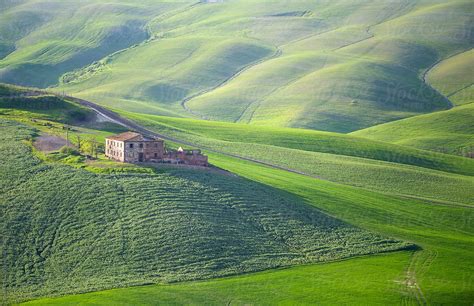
[59,146,80,156]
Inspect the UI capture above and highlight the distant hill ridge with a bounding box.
[0,0,472,132]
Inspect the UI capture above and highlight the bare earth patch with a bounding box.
[34,134,68,152]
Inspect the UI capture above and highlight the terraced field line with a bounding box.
[331,26,374,52]
[447,83,473,98]
[279,26,341,48]
[284,0,413,51]
[422,61,454,109]
[180,47,283,119]
[146,1,202,34]
[333,1,416,53]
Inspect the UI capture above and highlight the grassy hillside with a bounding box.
[0,83,128,135]
[427,48,473,106]
[206,153,474,305]
[115,112,473,208]
[1,0,472,131]
[0,83,94,121]
[23,151,474,305]
[23,252,413,305]
[0,0,184,87]
[353,103,474,155]
[0,0,472,304]
[123,112,474,176]
[0,119,409,303]
[58,36,275,117]
[1,85,471,305]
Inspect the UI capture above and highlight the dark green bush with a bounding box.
[59,145,80,155]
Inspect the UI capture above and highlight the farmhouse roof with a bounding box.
[106,131,160,142]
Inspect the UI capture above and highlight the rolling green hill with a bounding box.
[0,118,410,303]
[1,0,472,131]
[123,111,474,177]
[353,103,474,155]
[426,48,473,106]
[0,0,184,87]
[0,84,93,122]
[21,252,414,305]
[0,0,473,304]
[20,148,474,305]
[0,84,472,304]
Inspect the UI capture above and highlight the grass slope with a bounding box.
[58,36,274,116]
[427,48,474,106]
[0,83,126,134]
[23,252,412,306]
[0,0,184,87]
[353,103,474,155]
[24,151,474,305]
[207,154,474,305]
[0,119,408,303]
[2,0,472,131]
[123,112,474,177]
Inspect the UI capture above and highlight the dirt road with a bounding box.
[66,95,326,180]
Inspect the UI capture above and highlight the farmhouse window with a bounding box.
[154,153,158,158]
[129,143,134,148]
[139,143,143,148]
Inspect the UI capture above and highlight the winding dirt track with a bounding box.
[66,95,327,181]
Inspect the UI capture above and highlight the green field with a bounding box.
[124,111,474,174]
[19,144,474,305]
[353,102,474,155]
[1,118,412,303]
[0,0,473,304]
[0,86,469,304]
[427,49,473,106]
[1,0,472,132]
[23,252,413,306]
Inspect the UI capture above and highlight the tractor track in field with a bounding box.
[403,249,438,306]
[332,1,416,53]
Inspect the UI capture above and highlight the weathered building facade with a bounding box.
[164,147,209,167]
[106,132,164,163]
[105,132,208,166]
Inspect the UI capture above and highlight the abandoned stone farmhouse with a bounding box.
[105,132,208,166]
